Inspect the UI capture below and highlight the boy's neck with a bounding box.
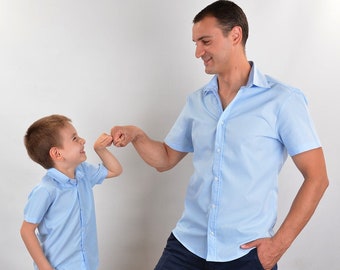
[53,164,77,179]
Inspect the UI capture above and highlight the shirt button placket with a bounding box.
[208,118,225,259]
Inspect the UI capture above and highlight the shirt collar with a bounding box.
[246,61,270,88]
[203,61,270,95]
[46,166,84,185]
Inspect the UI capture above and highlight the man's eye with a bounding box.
[202,40,211,45]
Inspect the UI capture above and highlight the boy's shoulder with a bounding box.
[76,162,106,177]
[26,173,58,206]
[37,173,59,193]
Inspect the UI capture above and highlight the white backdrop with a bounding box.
[1,0,339,269]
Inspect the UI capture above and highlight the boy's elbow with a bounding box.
[117,167,123,176]
[20,222,27,236]
[20,225,25,239]
[107,167,123,178]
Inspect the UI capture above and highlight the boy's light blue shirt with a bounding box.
[165,62,321,262]
[24,162,108,270]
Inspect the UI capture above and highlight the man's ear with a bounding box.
[230,26,242,45]
[49,147,62,161]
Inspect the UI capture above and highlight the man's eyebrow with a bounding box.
[193,35,212,42]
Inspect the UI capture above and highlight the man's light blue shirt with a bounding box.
[24,162,108,270]
[164,62,321,262]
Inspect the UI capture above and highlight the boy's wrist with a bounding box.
[94,146,107,153]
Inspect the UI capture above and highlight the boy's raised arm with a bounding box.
[94,133,122,178]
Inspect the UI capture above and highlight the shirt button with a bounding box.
[214,177,218,181]
[210,231,214,236]
[216,148,221,153]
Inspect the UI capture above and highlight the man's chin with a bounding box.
[204,68,215,75]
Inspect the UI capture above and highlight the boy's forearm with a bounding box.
[93,133,122,178]
[20,222,54,270]
[95,148,122,177]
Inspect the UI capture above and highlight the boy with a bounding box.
[20,114,122,270]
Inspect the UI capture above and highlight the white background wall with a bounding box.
[1,0,339,269]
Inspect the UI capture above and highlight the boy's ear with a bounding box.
[49,147,62,161]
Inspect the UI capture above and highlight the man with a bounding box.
[111,1,328,269]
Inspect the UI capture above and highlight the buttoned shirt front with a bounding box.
[24,162,108,270]
[164,62,321,262]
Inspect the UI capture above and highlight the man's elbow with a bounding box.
[155,164,174,172]
[314,174,329,198]
[321,175,329,191]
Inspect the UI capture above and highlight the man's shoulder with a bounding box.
[265,75,299,90]
[264,75,303,98]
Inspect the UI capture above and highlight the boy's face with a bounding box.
[57,123,87,168]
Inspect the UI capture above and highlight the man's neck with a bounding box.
[217,59,251,109]
[218,59,251,92]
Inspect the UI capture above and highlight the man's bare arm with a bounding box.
[111,125,187,171]
[241,147,329,269]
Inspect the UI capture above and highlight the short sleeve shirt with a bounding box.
[164,62,321,261]
[24,162,108,270]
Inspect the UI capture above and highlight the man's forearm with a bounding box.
[273,174,328,250]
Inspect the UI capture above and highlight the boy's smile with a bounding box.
[55,123,87,177]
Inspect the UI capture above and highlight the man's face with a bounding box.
[192,16,233,75]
